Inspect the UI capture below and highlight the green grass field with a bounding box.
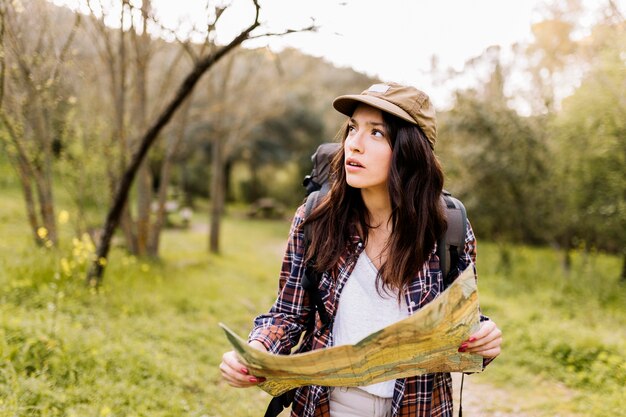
[1,181,625,416]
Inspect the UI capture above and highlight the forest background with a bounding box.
[0,0,624,416]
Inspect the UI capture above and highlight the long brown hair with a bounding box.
[303,111,447,296]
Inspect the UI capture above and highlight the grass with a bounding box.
[469,242,626,416]
[1,180,625,416]
[0,184,288,416]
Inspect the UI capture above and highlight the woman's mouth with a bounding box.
[346,158,364,169]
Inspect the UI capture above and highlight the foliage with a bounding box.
[240,101,326,204]
[548,22,626,254]
[437,7,625,279]
[440,52,551,244]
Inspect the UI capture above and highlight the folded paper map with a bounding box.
[220,266,483,397]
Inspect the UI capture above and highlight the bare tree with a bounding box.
[0,0,81,246]
[85,0,197,257]
[87,0,315,285]
[203,50,290,253]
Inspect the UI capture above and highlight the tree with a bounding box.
[167,46,375,210]
[242,100,325,204]
[87,0,315,284]
[441,48,549,246]
[549,12,626,278]
[83,0,193,257]
[0,0,81,246]
[201,49,291,253]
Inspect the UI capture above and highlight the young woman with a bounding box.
[220,82,502,417]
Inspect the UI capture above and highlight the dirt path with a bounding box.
[452,373,521,416]
[451,373,580,417]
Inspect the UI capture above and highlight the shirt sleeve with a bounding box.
[248,204,312,354]
[460,218,477,269]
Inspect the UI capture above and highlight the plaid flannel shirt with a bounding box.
[249,204,492,417]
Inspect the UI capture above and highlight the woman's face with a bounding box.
[344,104,393,195]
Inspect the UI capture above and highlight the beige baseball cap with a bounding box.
[333,82,437,149]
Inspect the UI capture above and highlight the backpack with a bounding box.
[264,142,468,417]
[302,142,467,288]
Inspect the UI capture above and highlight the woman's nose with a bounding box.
[347,134,363,153]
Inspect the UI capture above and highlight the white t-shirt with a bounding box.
[332,251,409,398]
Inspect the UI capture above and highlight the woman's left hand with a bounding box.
[458,320,502,359]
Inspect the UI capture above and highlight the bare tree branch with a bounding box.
[246,23,317,40]
[0,3,6,106]
[51,12,81,81]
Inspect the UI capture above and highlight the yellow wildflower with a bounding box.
[60,258,71,276]
[37,227,48,239]
[58,210,69,224]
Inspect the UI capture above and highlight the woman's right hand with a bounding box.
[220,341,267,388]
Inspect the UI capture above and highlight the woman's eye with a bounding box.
[347,125,356,133]
[372,129,384,138]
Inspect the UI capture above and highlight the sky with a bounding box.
[52,0,621,108]
[155,0,548,106]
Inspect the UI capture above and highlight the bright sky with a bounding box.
[53,0,621,108]
[151,0,618,108]
[159,0,548,106]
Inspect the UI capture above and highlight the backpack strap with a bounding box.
[439,191,468,288]
[264,389,296,417]
[302,190,330,327]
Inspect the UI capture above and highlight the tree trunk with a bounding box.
[119,204,138,254]
[14,156,41,244]
[148,158,169,256]
[133,0,152,256]
[224,158,233,203]
[209,134,224,253]
[561,247,572,277]
[147,96,192,256]
[0,112,57,245]
[34,173,57,245]
[30,91,58,245]
[620,250,626,284]
[0,114,42,244]
[249,157,261,202]
[136,160,152,255]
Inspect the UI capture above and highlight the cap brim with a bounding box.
[332,94,416,126]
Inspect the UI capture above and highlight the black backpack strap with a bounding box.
[302,190,330,327]
[264,389,296,417]
[439,191,468,288]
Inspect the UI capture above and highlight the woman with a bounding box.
[220,82,502,417]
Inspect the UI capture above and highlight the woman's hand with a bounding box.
[458,320,502,359]
[220,340,267,388]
